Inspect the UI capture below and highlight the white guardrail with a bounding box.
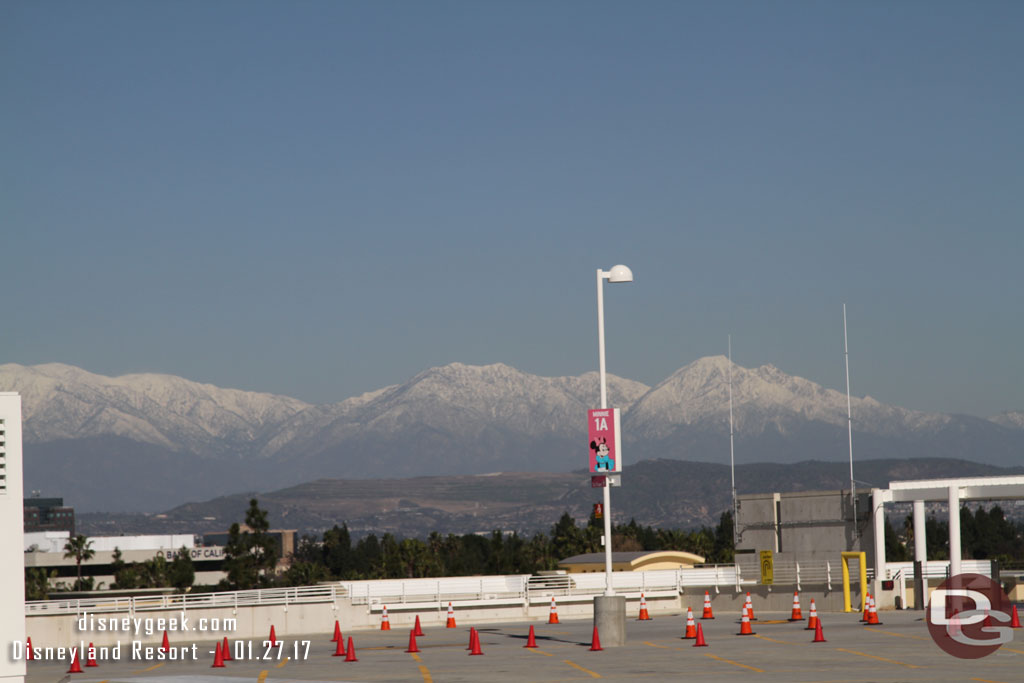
[27,560,984,618]
[26,566,741,617]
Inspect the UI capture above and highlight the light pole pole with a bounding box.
[596,264,632,597]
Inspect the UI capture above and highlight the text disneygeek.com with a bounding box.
[75,611,237,635]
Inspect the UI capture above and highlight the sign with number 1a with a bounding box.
[588,408,621,473]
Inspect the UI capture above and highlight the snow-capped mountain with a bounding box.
[2,358,1021,512]
[0,363,310,455]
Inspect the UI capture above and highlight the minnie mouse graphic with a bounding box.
[590,437,614,471]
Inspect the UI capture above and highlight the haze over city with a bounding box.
[4,1,1021,418]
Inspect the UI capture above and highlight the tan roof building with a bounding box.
[558,550,705,573]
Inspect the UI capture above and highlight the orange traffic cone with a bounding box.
[683,607,697,639]
[222,637,233,662]
[745,592,756,620]
[211,642,225,668]
[862,594,871,622]
[161,630,170,652]
[693,622,709,647]
[812,619,827,643]
[469,629,483,656]
[524,625,538,648]
[789,592,803,621]
[413,615,424,637]
[867,599,882,625]
[67,648,83,674]
[332,620,341,642]
[269,625,280,646]
[548,596,560,624]
[344,637,358,662]
[1011,605,1021,629]
[85,643,98,668]
[738,605,754,635]
[638,593,651,620]
[381,605,392,630]
[406,629,420,653]
[467,627,476,650]
[589,626,603,651]
[446,602,457,628]
[702,591,714,619]
[26,637,35,661]
[805,599,818,630]
[332,634,346,657]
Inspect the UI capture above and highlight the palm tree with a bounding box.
[63,535,95,588]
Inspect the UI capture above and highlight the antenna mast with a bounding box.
[843,304,856,530]
[728,335,738,548]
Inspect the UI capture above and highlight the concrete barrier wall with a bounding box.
[24,584,867,649]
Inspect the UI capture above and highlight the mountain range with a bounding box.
[3,358,1021,513]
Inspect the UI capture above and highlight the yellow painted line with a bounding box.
[526,647,554,656]
[1003,647,1024,655]
[836,648,922,668]
[753,633,803,645]
[563,659,601,678]
[133,662,164,673]
[972,678,1010,683]
[257,670,268,683]
[275,656,289,669]
[754,619,790,624]
[703,652,765,673]
[418,664,433,683]
[410,652,423,663]
[643,641,673,649]
[863,626,931,642]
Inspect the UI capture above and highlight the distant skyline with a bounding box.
[4,1,1021,418]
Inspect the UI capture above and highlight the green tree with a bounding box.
[63,535,95,588]
[323,524,354,578]
[169,546,195,592]
[284,561,328,586]
[245,498,279,586]
[222,499,279,589]
[25,568,55,601]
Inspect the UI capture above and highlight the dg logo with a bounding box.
[926,573,1014,659]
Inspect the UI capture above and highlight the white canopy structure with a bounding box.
[872,475,1024,582]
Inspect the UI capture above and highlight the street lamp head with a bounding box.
[606,264,633,283]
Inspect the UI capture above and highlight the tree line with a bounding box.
[222,499,736,590]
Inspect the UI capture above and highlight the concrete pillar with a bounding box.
[948,485,962,577]
[913,499,926,563]
[593,595,626,647]
[872,488,886,587]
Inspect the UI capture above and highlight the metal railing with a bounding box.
[26,585,344,616]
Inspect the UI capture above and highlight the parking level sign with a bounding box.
[760,550,774,585]
[588,408,622,473]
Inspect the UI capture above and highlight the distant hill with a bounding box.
[77,457,1024,539]
[4,358,1021,513]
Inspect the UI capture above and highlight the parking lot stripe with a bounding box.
[753,634,803,645]
[257,669,269,683]
[563,659,601,678]
[863,627,931,642]
[971,678,1010,683]
[134,663,164,674]
[703,652,765,673]
[836,648,923,668]
[527,647,554,656]
[418,664,433,682]
[275,656,289,668]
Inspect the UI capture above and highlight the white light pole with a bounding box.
[596,264,632,596]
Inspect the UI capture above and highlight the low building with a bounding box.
[23,533,227,590]
[558,550,706,573]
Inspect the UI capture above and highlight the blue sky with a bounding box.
[3,1,1022,417]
